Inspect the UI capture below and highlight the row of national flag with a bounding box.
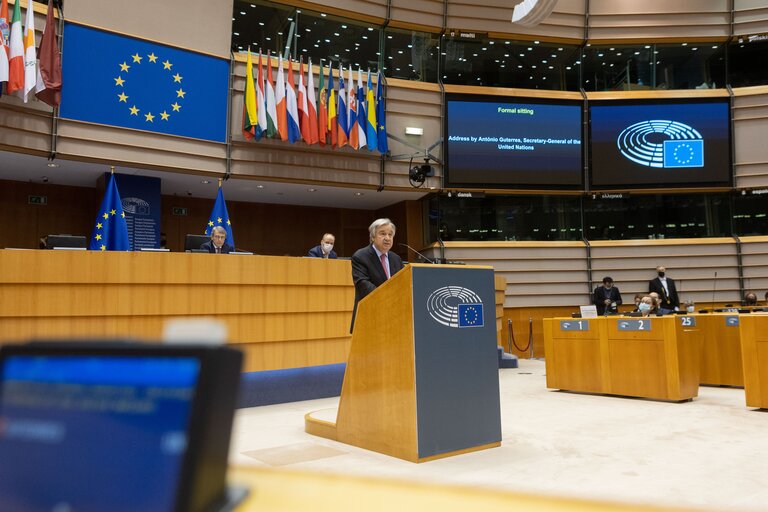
[0,0,62,106]
[242,50,388,154]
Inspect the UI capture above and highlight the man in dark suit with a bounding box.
[350,218,404,333]
[199,226,234,254]
[307,233,338,259]
[593,276,622,315]
[648,265,679,313]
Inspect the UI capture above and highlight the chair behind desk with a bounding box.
[185,234,210,252]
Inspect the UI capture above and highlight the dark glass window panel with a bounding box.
[383,28,439,82]
[582,43,725,91]
[232,0,380,73]
[440,37,580,91]
[583,193,731,240]
[436,195,582,242]
[733,192,768,236]
[728,37,768,87]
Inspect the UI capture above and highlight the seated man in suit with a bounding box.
[350,218,404,332]
[199,226,234,254]
[593,276,622,315]
[307,233,338,259]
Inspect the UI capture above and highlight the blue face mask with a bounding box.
[639,303,651,312]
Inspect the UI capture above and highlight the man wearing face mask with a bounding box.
[308,233,338,259]
[649,265,680,314]
[593,276,622,315]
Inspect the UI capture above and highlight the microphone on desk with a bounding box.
[711,271,718,310]
[399,243,438,264]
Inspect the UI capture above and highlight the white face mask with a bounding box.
[322,243,333,253]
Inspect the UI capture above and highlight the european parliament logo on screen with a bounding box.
[426,286,484,329]
[617,120,704,169]
[60,23,229,143]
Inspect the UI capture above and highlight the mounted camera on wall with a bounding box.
[408,157,435,188]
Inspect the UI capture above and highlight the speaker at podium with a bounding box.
[306,263,502,462]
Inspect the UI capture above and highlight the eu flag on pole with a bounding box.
[90,173,129,251]
[205,186,235,248]
[59,23,229,143]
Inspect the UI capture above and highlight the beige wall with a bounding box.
[66,0,234,58]
[424,239,758,308]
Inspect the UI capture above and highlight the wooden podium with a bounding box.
[739,315,768,408]
[305,264,502,462]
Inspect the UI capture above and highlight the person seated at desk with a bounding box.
[593,276,622,315]
[308,233,338,259]
[744,292,758,307]
[200,226,234,254]
[638,296,654,317]
[649,292,663,315]
[631,293,644,312]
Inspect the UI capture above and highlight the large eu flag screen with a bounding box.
[590,100,731,188]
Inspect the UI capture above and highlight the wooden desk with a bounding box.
[229,466,699,512]
[543,316,701,401]
[0,251,507,373]
[739,314,768,408]
[0,249,354,372]
[697,314,744,387]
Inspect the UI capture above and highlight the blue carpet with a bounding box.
[237,363,346,408]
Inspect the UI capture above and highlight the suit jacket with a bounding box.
[593,286,623,315]
[649,276,679,310]
[307,245,338,259]
[350,244,404,333]
[199,241,234,254]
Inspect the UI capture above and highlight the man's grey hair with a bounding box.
[368,218,396,241]
[211,226,227,237]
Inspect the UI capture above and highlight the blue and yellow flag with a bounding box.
[205,186,235,248]
[59,23,229,143]
[90,173,129,251]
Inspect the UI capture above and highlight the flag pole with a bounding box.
[218,178,222,188]
[110,166,115,174]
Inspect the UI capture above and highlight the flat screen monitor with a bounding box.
[185,234,210,252]
[589,99,731,188]
[444,94,583,188]
[0,341,244,512]
[47,234,87,249]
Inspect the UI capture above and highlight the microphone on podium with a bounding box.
[711,271,718,309]
[399,243,438,264]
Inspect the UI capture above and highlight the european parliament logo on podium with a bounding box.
[426,285,484,329]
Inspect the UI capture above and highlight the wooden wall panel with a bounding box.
[66,0,234,58]
[587,0,730,40]
[734,0,768,36]
[733,86,768,189]
[446,0,586,41]
[590,239,741,306]
[390,0,444,29]
[741,236,768,297]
